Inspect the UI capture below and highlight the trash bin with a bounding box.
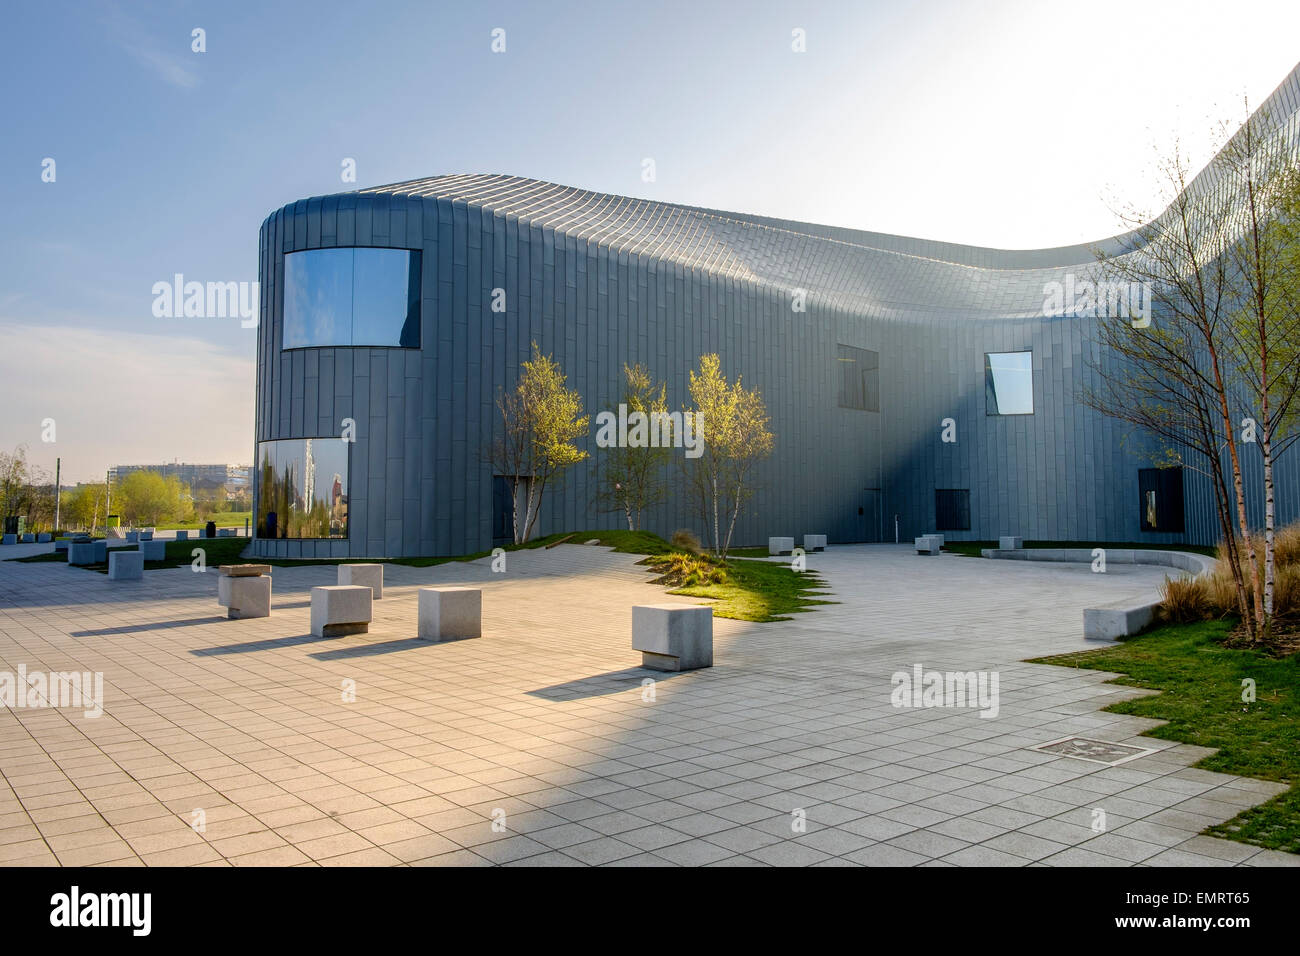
[205,520,217,539]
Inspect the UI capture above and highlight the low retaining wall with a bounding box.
[981,547,1216,641]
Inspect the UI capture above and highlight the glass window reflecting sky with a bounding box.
[985,351,1034,415]
[283,248,420,349]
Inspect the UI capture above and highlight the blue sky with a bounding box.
[3,0,1300,483]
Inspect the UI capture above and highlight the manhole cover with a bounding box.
[1030,736,1155,766]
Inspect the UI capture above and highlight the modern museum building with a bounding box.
[250,64,1300,560]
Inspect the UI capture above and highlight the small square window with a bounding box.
[936,489,971,531]
[1138,467,1184,533]
[985,351,1034,415]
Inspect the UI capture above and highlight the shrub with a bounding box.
[671,529,702,554]
[658,551,726,587]
[1158,575,1211,623]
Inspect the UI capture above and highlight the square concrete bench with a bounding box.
[125,531,139,543]
[37,533,51,543]
[175,529,188,540]
[632,604,713,671]
[1,534,14,546]
[140,539,166,561]
[768,536,795,556]
[418,587,481,641]
[217,566,272,619]
[338,563,383,599]
[999,535,1023,550]
[54,538,70,552]
[108,550,144,580]
[68,542,97,565]
[20,533,34,543]
[803,534,827,552]
[311,585,372,637]
[915,535,942,555]
[93,540,107,563]
[140,530,154,541]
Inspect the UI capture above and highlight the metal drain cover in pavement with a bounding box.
[1031,736,1156,766]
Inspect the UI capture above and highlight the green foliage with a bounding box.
[683,353,775,559]
[597,363,671,530]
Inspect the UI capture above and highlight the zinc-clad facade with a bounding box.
[252,65,1300,560]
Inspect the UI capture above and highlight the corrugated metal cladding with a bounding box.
[252,65,1300,559]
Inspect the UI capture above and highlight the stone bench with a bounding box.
[54,538,70,552]
[140,540,166,561]
[175,530,189,540]
[768,536,795,556]
[311,585,372,637]
[1084,599,1156,641]
[140,530,154,541]
[93,541,107,563]
[803,534,827,552]
[108,550,144,580]
[418,587,481,641]
[217,565,272,619]
[632,604,713,671]
[1,534,14,546]
[68,542,97,565]
[338,563,383,599]
[126,531,139,543]
[998,535,1023,550]
[915,535,942,555]
[37,533,51,543]
[20,533,34,543]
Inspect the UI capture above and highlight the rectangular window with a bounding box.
[985,351,1034,415]
[282,247,421,349]
[935,489,971,531]
[1138,467,1184,533]
[256,438,350,539]
[837,345,880,412]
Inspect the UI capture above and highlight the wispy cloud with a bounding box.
[100,2,199,90]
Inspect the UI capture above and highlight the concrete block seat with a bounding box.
[125,531,139,543]
[68,542,97,565]
[311,585,372,637]
[632,604,713,671]
[915,535,942,555]
[768,536,795,556]
[1,534,14,546]
[20,533,34,543]
[803,534,827,552]
[54,538,71,553]
[108,550,144,580]
[140,539,166,561]
[93,540,107,563]
[999,535,1023,550]
[418,587,481,641]
[217,565,272,619]
[338,563,383,599]
[175,530,189,540]
[37,533,52,543]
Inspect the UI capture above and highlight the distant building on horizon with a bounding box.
[109,463,251,494]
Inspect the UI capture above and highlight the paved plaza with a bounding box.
[0,543,1294,867]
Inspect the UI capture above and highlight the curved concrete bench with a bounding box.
[980,547,1216,641]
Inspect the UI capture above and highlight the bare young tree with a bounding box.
[1216,102,1300,632]
[1088,138,1259,636]
[596,363,670,531]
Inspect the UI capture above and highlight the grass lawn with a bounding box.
[1029,619,1300,854]
[11,528,831,623]
[943,539,1220,559]
[156,512,253,531]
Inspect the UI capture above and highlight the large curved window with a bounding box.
[256,438,349,539]
[282,247,421,349]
